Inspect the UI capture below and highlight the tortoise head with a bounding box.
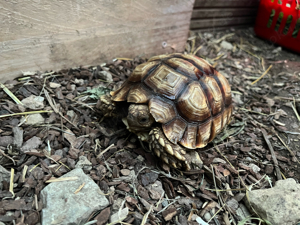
[127,104,155,132]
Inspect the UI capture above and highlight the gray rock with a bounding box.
[54,149,64,157]
[67,110,75,119]
[146,181,164,200]
[41,168,109,225]
[70,84,76,91]
[204,32,213,39]
[112,198,124,212]
[99,71,113,82]
[74,79,84,85]
[203,212,211,222]
[220,40,233,50]
[249,163,260,173]
[21,136,42,153]
[0,165,11,190]
[120,169,130,176]
[21,95,44,110]
[110,207,129,224]
[75,156,92,171]
[246,178,300,225]
[0,136,13,147]
[272,47,282,54]
[25,114,45,125]
[49,82,61,88]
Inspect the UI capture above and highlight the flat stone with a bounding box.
[41,168,109,225]
[112,198,124,212]
[99,71,113,82]
[75,156,92,171]
[0,165,11,190]
[120,169,131,176]
[146,181,164,200]
[249,163,260,173]
[21,136,42,153]
[21,95,44,110]
[246,178,300,225]
[25,114,45,125]
[49,82,61,88]
[140,172,158,186]
[66,110,75,119]
[0,136,13,147]
[110,207,128,224]
[220,40,233,50]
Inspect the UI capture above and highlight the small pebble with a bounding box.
[120,169,131,176]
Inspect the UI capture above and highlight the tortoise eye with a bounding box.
[140,117,148,123]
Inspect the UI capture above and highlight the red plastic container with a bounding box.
[254,0,300,53]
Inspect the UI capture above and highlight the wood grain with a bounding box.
[192,8,258,19]
[190,17,256,30]
[0,0,194,82]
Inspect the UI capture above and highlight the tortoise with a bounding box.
[100,53,232,170]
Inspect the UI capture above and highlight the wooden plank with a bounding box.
[190,17,256,30]
[192,8,258,19]
[191,24,254,33]
[194,0,260,8]
[0,0,195,82]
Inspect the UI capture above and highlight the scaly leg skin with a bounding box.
[99,94,117,117]
[149,127,202,171]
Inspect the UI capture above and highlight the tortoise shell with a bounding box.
[111,53,232,149]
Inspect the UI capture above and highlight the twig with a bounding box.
[276,133,300,165]
[0,82,23,105]
[261,129,282,180]
[193,45,203,55]
[238,107,268,116]
[44,89,78,128]
[0,110,52,118]
[251,65,272,85]
[205,140,243,152]
[0,149,16,165]
[141,205,153,225]
[97,144,115,158]
[214,144,236,171]
[290,101,300,122]
[274,96,300,102]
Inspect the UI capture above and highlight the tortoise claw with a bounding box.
[99,95,116,117]
[149,127,194,170]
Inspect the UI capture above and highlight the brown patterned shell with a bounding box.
[111,53,232,149]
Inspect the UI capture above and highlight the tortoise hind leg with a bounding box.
[149,127,202,171]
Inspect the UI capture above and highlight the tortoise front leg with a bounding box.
[149,127,202,171]
[99,94,117,117]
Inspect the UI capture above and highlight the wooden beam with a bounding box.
[192,8,258,19]
[194,0,260,8]
[190,17,256,30]
[0,0,194,82]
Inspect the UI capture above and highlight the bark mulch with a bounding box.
[1,27,300,225]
